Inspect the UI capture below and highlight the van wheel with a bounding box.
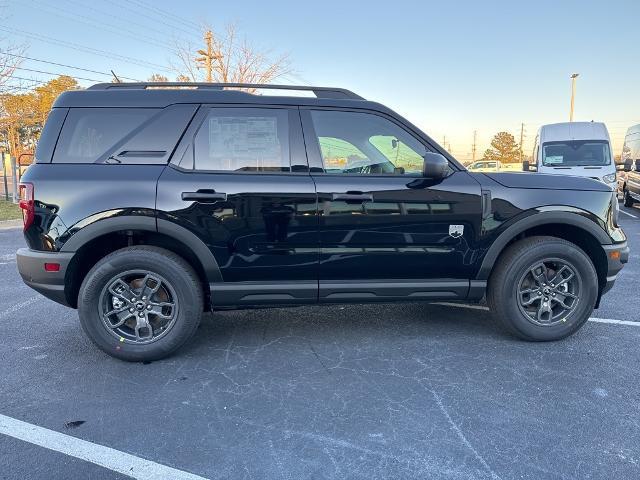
[624,189,635,207]
[78,246,203,361]
[487,236,597,341]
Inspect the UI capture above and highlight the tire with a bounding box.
[487,236,598,341]
[78,246,203,361]
[623,189,635,207]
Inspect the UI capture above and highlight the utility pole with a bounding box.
[196,30,221,82]
[519,123,524,162]
[472,130,477,162]
[569,73,579,122]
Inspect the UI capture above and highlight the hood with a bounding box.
[484,172,611,192]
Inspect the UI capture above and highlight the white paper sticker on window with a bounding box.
[545,155,564,164]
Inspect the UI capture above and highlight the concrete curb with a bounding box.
[0,219,22,229]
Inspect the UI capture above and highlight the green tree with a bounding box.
[0,75,78,158]
[483,131,520,163]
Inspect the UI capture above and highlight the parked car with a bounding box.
[617,124,640,207]
[524,122,617,188]
[467,160,502,172]
[16,83,628,361]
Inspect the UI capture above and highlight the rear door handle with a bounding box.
[332,192,374,202]
[181,190,227,202]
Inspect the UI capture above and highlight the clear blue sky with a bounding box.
[4,0,640,159]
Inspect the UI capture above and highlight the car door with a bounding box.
[300,107,483,302]
[156,105,319,306]
[627,134,640,200]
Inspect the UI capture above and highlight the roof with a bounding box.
[625,124,640,137]
[52,82,383,110]
[539,122,610,142]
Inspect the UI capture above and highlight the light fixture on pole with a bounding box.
[569,73,579,122]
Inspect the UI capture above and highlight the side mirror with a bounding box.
[422,152,449,179]
[616,163,628,172]
[522,160,530,171]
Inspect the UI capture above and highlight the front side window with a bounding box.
[194,108,290,172]
[309,110,428,175]
[542,140,611,167]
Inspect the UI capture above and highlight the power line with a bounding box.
[0,51,140,81]
[126,0,201,31]
[107,0,200,40]
[61,0,187,47]
[0,26,172,72]
[14,67,104,83]
[28,0,177,53]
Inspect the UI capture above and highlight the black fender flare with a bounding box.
[60,214,223,282]
[476,209,611,280]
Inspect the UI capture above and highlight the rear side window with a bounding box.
[53,108,156,163]
[193,107,290,172]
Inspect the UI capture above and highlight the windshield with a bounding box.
[542,140,611,167]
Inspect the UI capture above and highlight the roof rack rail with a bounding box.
[87,82,364,100]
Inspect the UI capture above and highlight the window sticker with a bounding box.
[208,116,281,169]
[545,155,564,165]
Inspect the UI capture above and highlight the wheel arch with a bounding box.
[61,215,221,308]
[478,210,610,298]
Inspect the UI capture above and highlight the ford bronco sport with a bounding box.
[16,83,629,361]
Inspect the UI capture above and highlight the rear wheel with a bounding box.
[624,189,635,207]
[78,246,203,361]
[487,236,598,341]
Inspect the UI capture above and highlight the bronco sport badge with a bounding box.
[449,225,464,238]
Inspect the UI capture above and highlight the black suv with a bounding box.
[16,83,629,361]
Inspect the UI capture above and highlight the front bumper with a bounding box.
[601,241,629,296]
[16,248,74,307]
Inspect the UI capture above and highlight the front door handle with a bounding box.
[181,190,227,202]
[332,192,374,202]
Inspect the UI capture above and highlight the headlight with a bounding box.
[602,173,617,184]
[612,192,620,227]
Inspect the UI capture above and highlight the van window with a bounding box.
[53,108,157,163]
[542,141,610,167]
[194,108,290,172]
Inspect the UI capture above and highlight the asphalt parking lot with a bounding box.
[0,205,639,480]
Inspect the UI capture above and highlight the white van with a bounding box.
[524,122,616,188]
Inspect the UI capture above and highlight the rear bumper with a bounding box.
[601,242,629,296]
[16,248,74,307]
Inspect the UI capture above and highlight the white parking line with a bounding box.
[433,302,640,326]
[0,414,209,480]
[619,209,638,218]
[0,296,41,320]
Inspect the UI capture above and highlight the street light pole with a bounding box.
[569,73,579,122]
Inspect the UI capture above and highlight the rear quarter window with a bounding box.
[34,108,68,163]
[52,108,157,163]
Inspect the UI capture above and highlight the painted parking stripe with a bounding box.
[433,302,640,326]
[619,209,638,218]
[0,296,41,320]
[0,414,209,480]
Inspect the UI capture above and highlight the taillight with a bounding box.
[18,182,34,231]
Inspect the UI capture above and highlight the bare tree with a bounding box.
[147,73,170,82]
[171,24,292,90]
[0,43,26,93]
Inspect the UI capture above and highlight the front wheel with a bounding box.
[78,246,203,361]
[624,189,635,207]
[487,236,598,341]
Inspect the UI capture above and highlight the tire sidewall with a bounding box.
[78,248,201,361]
[496,241,597,340]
